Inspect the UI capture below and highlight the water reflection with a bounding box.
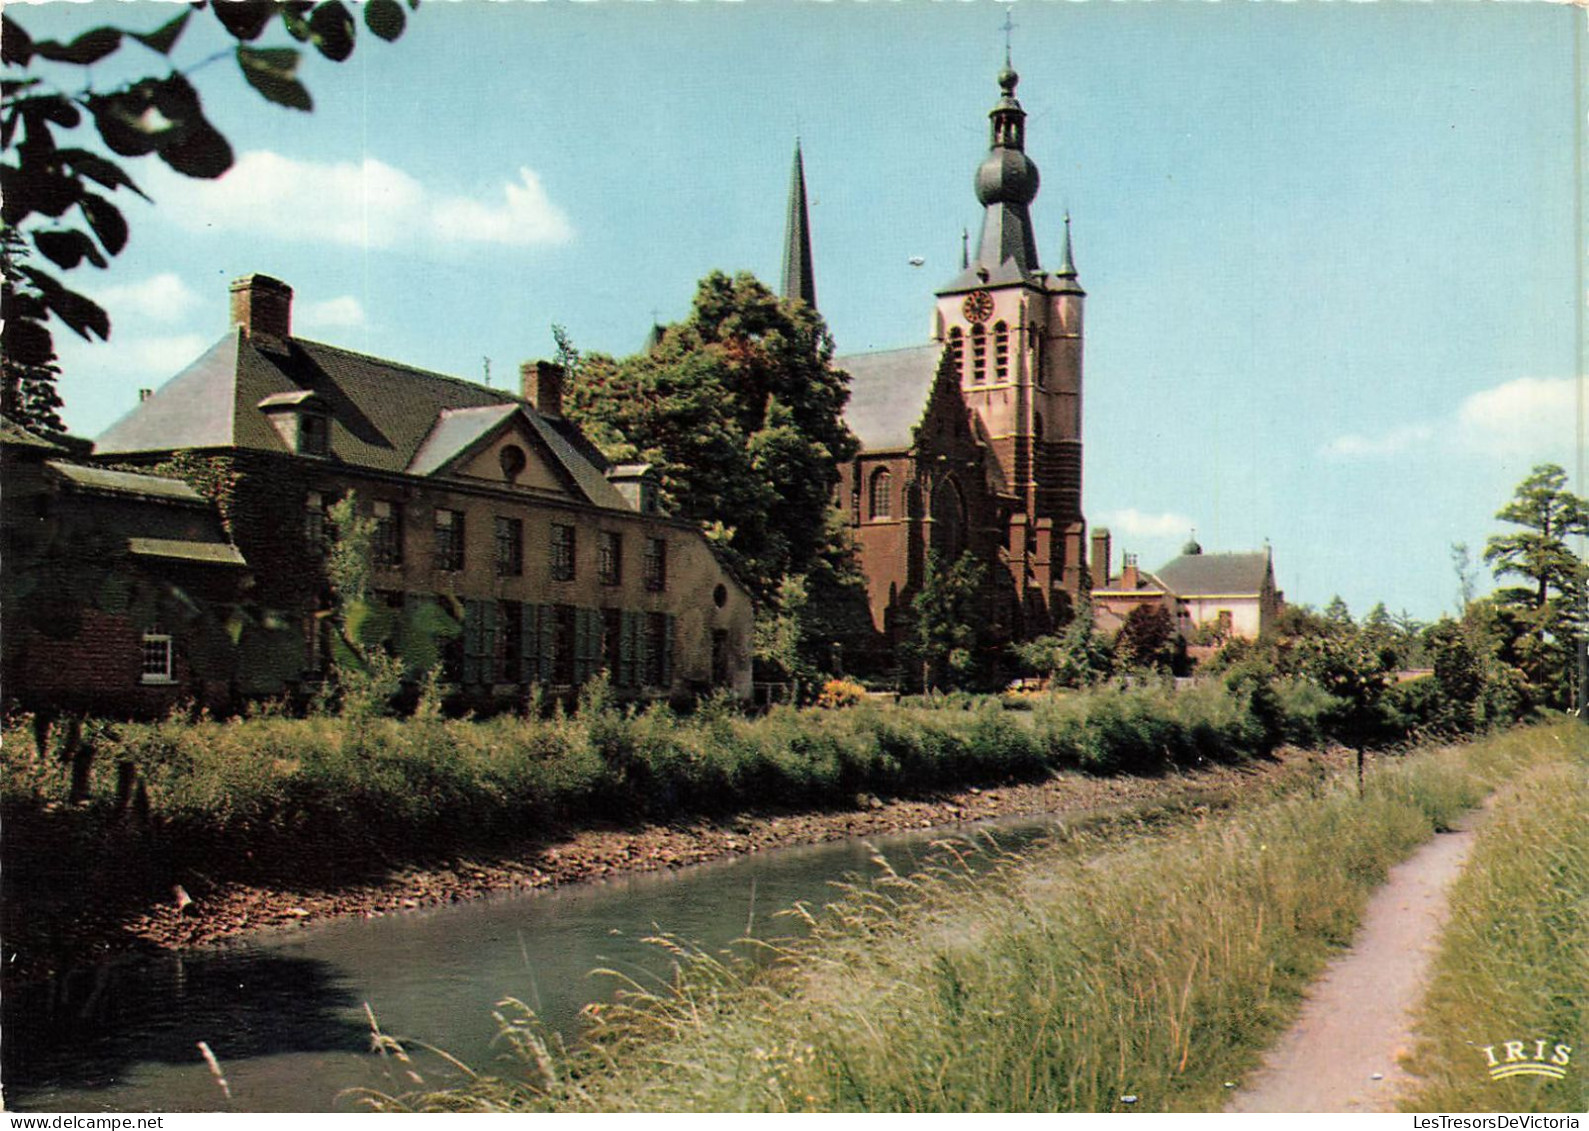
[4,818,1061,1112]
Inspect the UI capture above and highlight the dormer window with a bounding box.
[607,463,660,515]
[258,391,331,458]
[299,411,329,456]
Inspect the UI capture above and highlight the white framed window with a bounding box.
[140,628,174,685]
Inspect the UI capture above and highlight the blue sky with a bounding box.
[13,0,1582,622]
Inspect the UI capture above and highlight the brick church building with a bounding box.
[786,60,1089,673]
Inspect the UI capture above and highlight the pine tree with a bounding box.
[1482,463,1587,708]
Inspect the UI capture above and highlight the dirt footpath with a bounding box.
[1227,806,1484,1113]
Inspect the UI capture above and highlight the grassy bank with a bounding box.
[376,725,1569,1113]
[1399,726,1588,1114]
[2,679,1312,886]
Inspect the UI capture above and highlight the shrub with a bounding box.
[816,679,867,709]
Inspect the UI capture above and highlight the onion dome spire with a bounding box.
[941,55,1043,293]
[781,140,817,310]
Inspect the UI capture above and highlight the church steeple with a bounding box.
[941,60,1043,293]
[780,140,817,310]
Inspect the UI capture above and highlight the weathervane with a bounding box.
[1001,7,1016,65]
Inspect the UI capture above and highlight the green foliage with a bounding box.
[1014,599,1113,689]
[322,493,459,718]
[909,550,987,692]
[0,230,67,435]
[1401,731,1588,1114]
[148,451,241,535]
[2,1,415,394]
[1114,603,1181,673]
[1482,463,1588,709]
[564,271,858,607]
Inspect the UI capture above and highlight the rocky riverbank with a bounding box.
[131,747,1338,947]
[7,745,1343,982]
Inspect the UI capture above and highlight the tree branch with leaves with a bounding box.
[2,0,416,432]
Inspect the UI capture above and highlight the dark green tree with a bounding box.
[910,549,986,692]
[2,1,416,401]
[1482,463,1587,708]
[565,271,858,607]
[0,230,66,435]
[1114,603,1179,673]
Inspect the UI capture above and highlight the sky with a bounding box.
[12,0,1583,623]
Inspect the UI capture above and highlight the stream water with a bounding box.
[4,815,1064,1112]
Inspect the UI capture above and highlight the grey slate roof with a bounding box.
[127,537,249,567]
[407,404,522,477]
[94,331,635,512]
[47,460,206,504]
[1154,552,1272,597]
[835,344,941,451]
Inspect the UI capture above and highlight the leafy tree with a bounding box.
[323,493,458,718]
[2,0,416,401]
[1015,595,1112,688]
[0,231,66,436]
[1482,463,1587,708]
[1114,603,1179,673]
[565,271,858,607]
[1323,594,1353,629]
[910,549,986,692]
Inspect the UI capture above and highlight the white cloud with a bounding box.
[1453,376,1575,458]
[299,295,366,329]
[431,168,574,246]
[1101,507,1197,539]
[148,150,572,250]
[89,273,200,323]
[1323,422,1435,458]
[1323,376,1577,461]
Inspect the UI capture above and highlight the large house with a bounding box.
[88,275,755,706]
[785,61,1089,674]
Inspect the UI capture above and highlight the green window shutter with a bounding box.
[483,600,499,682]
[619,610,636,689]
[520,603,540,684]
[538,604,556,683]
[661,614,676,688]
[577,608,604,684]
[462,599,483,685]
[633,611,649,688]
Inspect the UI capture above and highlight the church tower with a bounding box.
[781,141,817,309]
[931,57,1088,606]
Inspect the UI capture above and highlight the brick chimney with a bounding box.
[1122,552,1140,591]
[229,274,293,341]
[1091,527,1111,587]
[521,360,564,418]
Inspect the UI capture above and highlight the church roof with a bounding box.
[95,326,633,511]
[1155,551,1272,597]
[835,344,941,451]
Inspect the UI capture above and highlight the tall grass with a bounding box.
[383,725,1562,1113]
[2,680,1299,880]
[1399,725,1588,1114]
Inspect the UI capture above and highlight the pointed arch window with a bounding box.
[946,327,964,378]
[970,324,987,384]
[993,321,1010,383]
[869,467,893,520]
